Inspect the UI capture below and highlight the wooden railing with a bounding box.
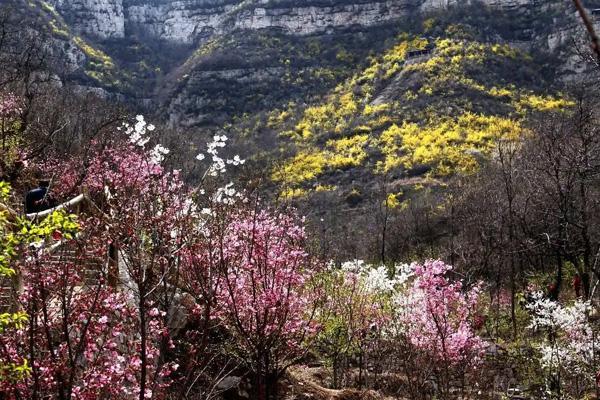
[25,194,86,220]
[1,192,109,312]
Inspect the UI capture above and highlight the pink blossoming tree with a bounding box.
[2,116,183,400]
[395,260,485,397]
[213,209,321,400]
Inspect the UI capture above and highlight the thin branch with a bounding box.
[572,0,600,65]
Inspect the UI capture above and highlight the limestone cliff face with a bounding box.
[38,0,586,129]
[233,1,416,33]
[49,0,125,39]
[419,0,534,11]
[126,0,419,43]
[47,0,540,43]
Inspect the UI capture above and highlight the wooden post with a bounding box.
[108,243,119,288]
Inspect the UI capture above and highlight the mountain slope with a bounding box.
[223,17,576,205]
[7,0,595,203]
[17,0,589,125]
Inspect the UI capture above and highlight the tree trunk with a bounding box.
[139,291,148,400]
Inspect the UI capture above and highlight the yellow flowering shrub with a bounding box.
[270,32,570,195]
[379,113,522,175]
[267,109,291,129]
[278,187,309,200]
[363,103,390,117]
[315,184,337,192]
[326,134,370,169]
[385,193,401,209]
[73,37,114,69]
[515,94,575,113]
[293,93,358,139]
[272,151,327,185]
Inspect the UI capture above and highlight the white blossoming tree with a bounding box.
[526,292,599,398]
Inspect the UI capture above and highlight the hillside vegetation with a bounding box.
[227,26,571,201]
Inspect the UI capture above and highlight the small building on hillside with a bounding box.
[406,41,436,59]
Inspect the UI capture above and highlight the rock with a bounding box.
[48,0,125,39]
[216,375,242,391]
[45,0,549,45]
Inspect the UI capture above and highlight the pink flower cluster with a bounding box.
[216,210,319,360]
[3,117,316,398]
[84,145,164,193]
[0,92,22,119]
[0,249,174,399]
[401,260,485,365]
[2,130,185,399]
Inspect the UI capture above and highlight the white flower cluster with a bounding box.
[526,292,590,332]
[193,134,247,209]
[340,259,368,273]
[201,208,214,217]
[180,198,197,216]
[526,291,561,330]
[149,144,170,164]
[330,260,416,338]
[526,292,597,374]
[365,265,396,293]
[227,155,245,166]
[390,264,420,321]
[196,135,245,177]
[122,115,156,148]
[336,260,414,294]
[394,263,414,286]
[539,345,571,371]
[213,182,244,205]
[119,115,172,165]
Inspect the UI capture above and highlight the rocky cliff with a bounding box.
[48,0,539,43]
[49,0,125,39]
[27,0,597,129]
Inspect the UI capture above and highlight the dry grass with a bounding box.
[283,367,403,400]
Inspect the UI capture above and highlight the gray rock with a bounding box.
[216,375,242,391]
[48,0,125,39]
[45,0,547,44]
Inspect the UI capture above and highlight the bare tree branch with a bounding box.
[572,0,600,65]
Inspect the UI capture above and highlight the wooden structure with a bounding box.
[406,48,433,58]
[0,192,119,312]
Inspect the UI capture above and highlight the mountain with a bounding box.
[44,0,540,43]
[7,0,599,207]
[15,0,591,123]
[3,0,600,267]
